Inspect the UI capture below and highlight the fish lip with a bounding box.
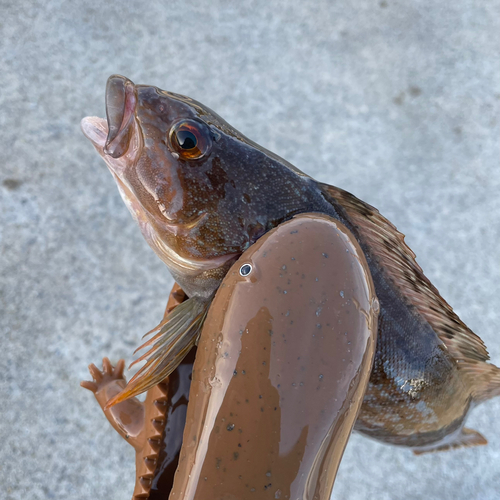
[81,115,143,177]
[103,75,137,158]
[81,116,108,148]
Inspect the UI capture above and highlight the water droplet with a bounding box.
[319,374,324,380]
[340,290,345,298]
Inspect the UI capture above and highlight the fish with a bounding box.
[81,74,500,461]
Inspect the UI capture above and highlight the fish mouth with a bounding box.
[104,75,137,158]
[81,77,142,178]
[81,75,139,161]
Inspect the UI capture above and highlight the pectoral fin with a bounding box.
[104,295,210,409]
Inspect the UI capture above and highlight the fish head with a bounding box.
[82,75,319,297]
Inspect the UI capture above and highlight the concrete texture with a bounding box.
[1,1,499,499]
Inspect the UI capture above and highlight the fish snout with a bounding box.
[104,75,137,159]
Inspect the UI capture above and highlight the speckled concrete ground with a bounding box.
[1,1,499,499]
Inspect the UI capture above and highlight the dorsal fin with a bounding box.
[319,183,490,364]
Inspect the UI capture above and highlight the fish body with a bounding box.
[81,75,500,454]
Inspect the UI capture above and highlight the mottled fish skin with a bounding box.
[319,186,497,452]
[83,75,341,300]
[81,75,500,452]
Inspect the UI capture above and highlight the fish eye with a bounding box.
[169,119,212,160]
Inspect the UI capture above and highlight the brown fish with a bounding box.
[81,75,500,494]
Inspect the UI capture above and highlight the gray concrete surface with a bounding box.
[1,1,499,499]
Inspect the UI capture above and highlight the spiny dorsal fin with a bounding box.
[413,428,487,455]
[319,183,490,364]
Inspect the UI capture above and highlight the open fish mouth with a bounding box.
[81,75,141,175]
[81,75,137,156]
[81,113,142,207]
[103,75,137,158]
[80,114,143,175]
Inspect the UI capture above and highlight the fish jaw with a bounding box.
[81,115,142,180]
[81,115,151,234]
